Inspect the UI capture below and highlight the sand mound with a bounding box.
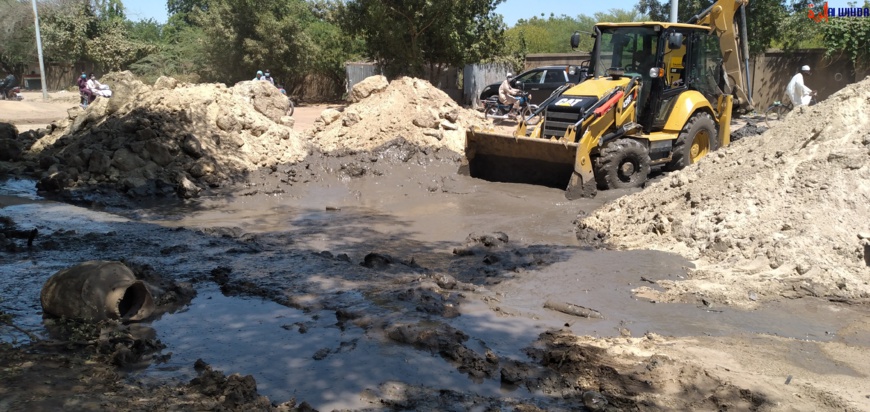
[579,76,870,306]
[309,76,488,154]
[26,72,306,199]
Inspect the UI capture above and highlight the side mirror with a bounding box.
[668,33,684,49]
[570,31,580,50]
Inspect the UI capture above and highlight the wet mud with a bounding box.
[3,142,870,411]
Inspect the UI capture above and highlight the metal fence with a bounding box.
[345,63,382,95]
[462,62,513,108]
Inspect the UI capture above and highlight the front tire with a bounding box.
[485,105,501,123]
[668,112,717,170]
[594,138,651,189]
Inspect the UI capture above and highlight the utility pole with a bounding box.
[31,0,48,100]
[670,0,679,22]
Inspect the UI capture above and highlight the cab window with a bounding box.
[543,70,565,83]
[594,27,659,77]
[515,70,543,84]
[687,32,724,103]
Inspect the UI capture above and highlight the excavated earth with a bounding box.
[1,73,869,411]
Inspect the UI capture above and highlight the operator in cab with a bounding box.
[499,73,521,117]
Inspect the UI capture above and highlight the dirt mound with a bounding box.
[24,72,306,199]
[579,76,870,306]
[308,76,488,154]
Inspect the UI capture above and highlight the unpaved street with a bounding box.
[1,74,869,411]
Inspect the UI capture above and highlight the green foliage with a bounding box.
[87,18,156,71]
[92,0,126,20]
[505,9,644,55]
[38,1,96,65]
[773,1,824,50]
[822,15,870,71]
[0,1,36,73]
[339,0,507,79]
[167,0,208,15]
[636,0,787,55]
[192,0,319,85]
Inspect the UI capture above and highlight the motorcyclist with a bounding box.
[87,73,112,98]
[0,70,16,99]
[77,72,94,107]
[263,70,275,85]
[498,73,521,116]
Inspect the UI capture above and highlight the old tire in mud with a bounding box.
[668,111,718,170]
[594,138,650,189]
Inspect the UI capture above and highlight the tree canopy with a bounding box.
[338,0,507,79]
[1,0,868,93]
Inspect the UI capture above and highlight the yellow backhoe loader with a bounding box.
[464,0,754,199]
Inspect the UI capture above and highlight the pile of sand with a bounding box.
[309,76,489,154]
[26,72,306,198]
[579,76,870,306]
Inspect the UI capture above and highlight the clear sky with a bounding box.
[122,0,641,26]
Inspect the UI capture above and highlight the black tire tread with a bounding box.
[668,111,717,171]
[594,138,651,189]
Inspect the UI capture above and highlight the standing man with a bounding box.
[786,65,815,107]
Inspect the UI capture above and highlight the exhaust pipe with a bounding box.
[41,261,156,322]
[485,114,514,120]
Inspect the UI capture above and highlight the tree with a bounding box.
[167,0,207,15]
[0,1,36,74]
[504,9,644,55]
[339,0,507,80]
[775,0,824,50]
[190,0,352,90]
[635,0,786,55]
[822,2,870,74]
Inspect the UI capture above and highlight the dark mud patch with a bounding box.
[524,330,770,411]
[731,119,768,141]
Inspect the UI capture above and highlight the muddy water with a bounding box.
[3,167,869,409]
[141,285,515,410]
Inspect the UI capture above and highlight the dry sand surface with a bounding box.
[580,76,870,308]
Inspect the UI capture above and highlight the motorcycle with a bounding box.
[1,86,23,101]
[483,91,537,122]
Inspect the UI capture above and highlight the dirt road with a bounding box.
[1,77,869,412]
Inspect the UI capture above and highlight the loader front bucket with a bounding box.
[461,128,581,192]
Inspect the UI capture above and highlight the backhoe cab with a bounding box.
[464,0,752,199]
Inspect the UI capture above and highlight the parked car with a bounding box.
[478,63,589,106]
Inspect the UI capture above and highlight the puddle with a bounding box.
[0,178,40,200]
[491,249,867,343]
[139,285,518,410]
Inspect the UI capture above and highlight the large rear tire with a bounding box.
[287,99,295,117]
[594,138,651,189]
[668,111,717,170]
